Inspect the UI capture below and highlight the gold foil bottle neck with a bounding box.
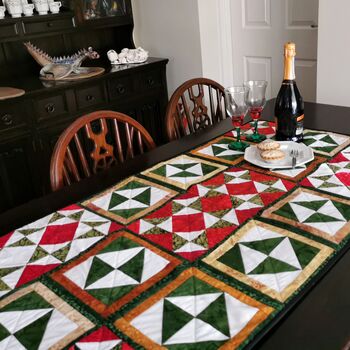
[284,42,296,57]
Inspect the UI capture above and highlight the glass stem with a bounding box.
[236,127,241,143]
[254,119,258,135]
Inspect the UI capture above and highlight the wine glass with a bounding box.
[244,80,268,142]
[224,86,250,151]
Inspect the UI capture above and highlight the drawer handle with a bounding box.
[45,103,55,114]
[147,78,155,86]
[2,114,13,126]
[47,22,54,27]
[116,84,126,94]
[86,94,95,101]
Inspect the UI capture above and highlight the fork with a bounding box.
[290,149,299,168]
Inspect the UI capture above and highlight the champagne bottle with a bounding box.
[275,42,304,142]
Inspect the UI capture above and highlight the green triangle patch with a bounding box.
[212,145,227,157]
[1,292,52,312]
[249,256,299,275]
[9,237,35,247]
[241,238,285,255]
[293,200,328,212]
[289,238,319,269]
[48,212,65,224]
[218,245,245,273]
[111,208,143,219]
[108,192,129,210]
[100,237,140,254]
[52,244,70,262]
[85,257,115,288]
[172,163,200,171]
[118,249,145,283]
[173,234,189,251]
[28,246,48,264]
[77,229,104,239]
[0,267,19,279]
[0,323,10,342]
[88,285,135,306]
[168,277,219,297]
[15,310,52,350]
[303,212,344,223]
[274,203,299,222]
[192,232,208,249]
[133,187,151,206]
[162,299,193,343]
[197,293,230,337]
[68,211,84,221]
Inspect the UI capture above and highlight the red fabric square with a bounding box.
[143,233,173,251]
[39,223,78,244]
[172,213,205,232]
[201,195,232,212]
[225,182,256,196]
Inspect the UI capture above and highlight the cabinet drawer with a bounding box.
[0,23,19,39]
[108,76,134,101]
[75,84,105,110]
[138,69,163,91]
[23,17,74,35]
[0,104,27,134]
[36,94,68,121]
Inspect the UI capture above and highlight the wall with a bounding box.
[131,0,230,95]
[317,0,350,107]
[132,0,203,95]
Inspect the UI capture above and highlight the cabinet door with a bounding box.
[0,138,36,213]
[35,124,69,195]
[113,96,167,146]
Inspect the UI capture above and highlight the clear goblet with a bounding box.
[224,86,250,151]
[244,80,268,143]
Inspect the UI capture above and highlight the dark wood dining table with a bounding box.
[0,99,350,350]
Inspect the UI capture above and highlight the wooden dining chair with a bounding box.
[165,77,226,141]
[50,110,156,191]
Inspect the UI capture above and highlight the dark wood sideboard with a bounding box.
[0,0,169,213]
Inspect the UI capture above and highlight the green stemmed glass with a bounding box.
[224,86,250,151]
[244,80,268,143]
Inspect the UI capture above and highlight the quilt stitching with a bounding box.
[115,267,274,349]
[51,231,182,317]
[203,220,333,302]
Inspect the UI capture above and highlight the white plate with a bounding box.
[244,141,314,169]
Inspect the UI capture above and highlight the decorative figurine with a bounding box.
[24,42,105,81]
[107,47,149,65]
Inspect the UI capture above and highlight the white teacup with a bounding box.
[22,3,34,16]
[33,0,49,15]
[0,6,5,18]
[49,1,60,13]
[6,1,22,17]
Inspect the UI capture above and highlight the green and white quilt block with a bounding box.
[51,231,181,317]
[191,136,245,165]
[263,187,350,244]
[0,282,94,349]
[83,176,178,224]
[203,220,333,302]
[303,130,350,156]
[115,268,274,349]
[142,154,227,190]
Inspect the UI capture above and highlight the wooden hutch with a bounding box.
[0,0,168,213]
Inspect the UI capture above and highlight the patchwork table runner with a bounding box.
[1,121,350,349]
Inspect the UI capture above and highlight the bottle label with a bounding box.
[296,114,304,135]
[274,114,304,136]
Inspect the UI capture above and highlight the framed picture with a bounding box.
[68,0,132,26]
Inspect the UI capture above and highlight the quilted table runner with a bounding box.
[1,121,350,349]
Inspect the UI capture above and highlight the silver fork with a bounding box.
[290,149,299,168]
